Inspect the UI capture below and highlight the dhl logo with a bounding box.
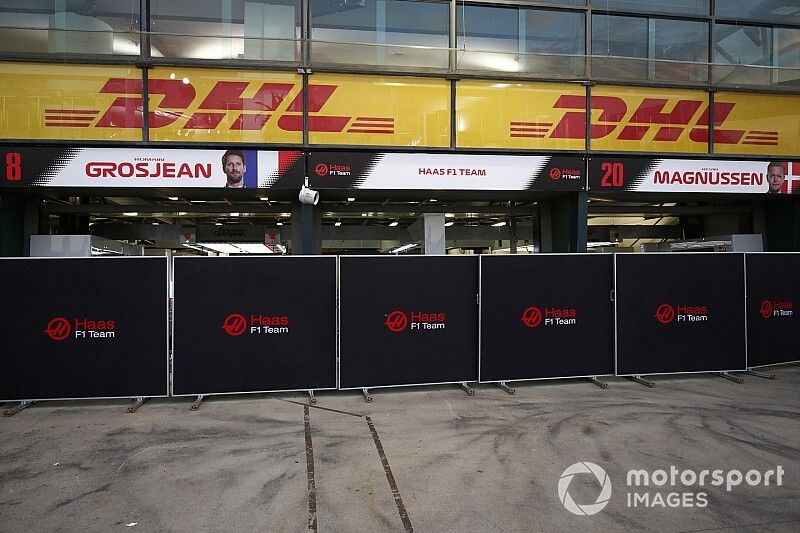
[510,96,778,146]
[44,78,395,134]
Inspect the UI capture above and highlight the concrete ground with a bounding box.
[1,366,799,532]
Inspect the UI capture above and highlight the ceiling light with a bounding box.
[334,221,342,226]
[492,221,507,227]
[177,211,187,216]
[389,221,399,227]
[445,213,455,218]
[445,221,454,227]
[259,197,269,201]
[429,198,438,202]
[167,196,179,201]
[229,212,240,217]
[123,212,138,216]
[190,200,206,203]
[152,222,159,225]
[215,222,222,226]
[277,222,283,226]
[347,197,356,202]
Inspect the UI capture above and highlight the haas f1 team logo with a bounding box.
[384,310,409,333]
[654,304,676,324]
[45,317,72,341]
[223,313,290,336]
[384,310,445,333]
[48,79,394,134]
[760,299,794,319]
[655,304,708,324]
[222,313,248,336]
[511,96,777,146]
[521,306,543,328]
[45,316,116,340]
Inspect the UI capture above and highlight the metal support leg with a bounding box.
[458,382,475,396]
[308,390,316,405]
[496,381,515,395]
[4,400,35,417]
[191,395,205,411]
[715,372,744,384]
[127,397,147,413]
[587,376,609,389]
[626,375,655,388]
[362,388,372,403]
[744,369,776,379]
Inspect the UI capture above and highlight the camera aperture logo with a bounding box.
[559,462,612,516]
[558,462,785,515]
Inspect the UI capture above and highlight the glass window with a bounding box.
[715,24,800,87]
[593,15,708,81]
[150,0,301,61]
[591,0,709,17]
[715,24,772,65]
[518,0,585,5]
[0,0,140,55]
[653,19,708,81]
[776,27,800,69]
[310,0,449,68]
[457,6,585,76]
[716,0,800,25]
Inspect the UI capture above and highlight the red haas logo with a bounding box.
[549,168,562,180]
[654,304,675,324]
[222,313,248,336]
[521,306,543,328]
[384,310,408,333]
[251,314,289,326]
[45,317,72,341]
[760,300,773,319]
[760,299,793,319]
[314,163,329,176]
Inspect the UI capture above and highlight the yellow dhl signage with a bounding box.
[457,82,800,155]
[0,64,449,147]
[1,62,797,155]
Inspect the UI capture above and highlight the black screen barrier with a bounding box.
[479,255,614,382]
[615,253,746,376]
[745,253,800,367]
[0,257,168,401]
[338,256,478,389]
[172,256,336,395]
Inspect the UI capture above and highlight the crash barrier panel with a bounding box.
[0,257,169,401]
[479,254,615,383]
[614,253,747,376]
[745,253,800,368]
[171,256,337,396]
[338,255,479,390]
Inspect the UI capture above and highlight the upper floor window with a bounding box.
[590,0,709,17]
[150,0,301,61]
[0,0,140,56]
[310,0,449,68]
[456,5,585,76]
[716,0,800,25]
[592,14,708,82]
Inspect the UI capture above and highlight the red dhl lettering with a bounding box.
[86,161,212,179]
[75,78,396,133]
[511,96,778,146]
